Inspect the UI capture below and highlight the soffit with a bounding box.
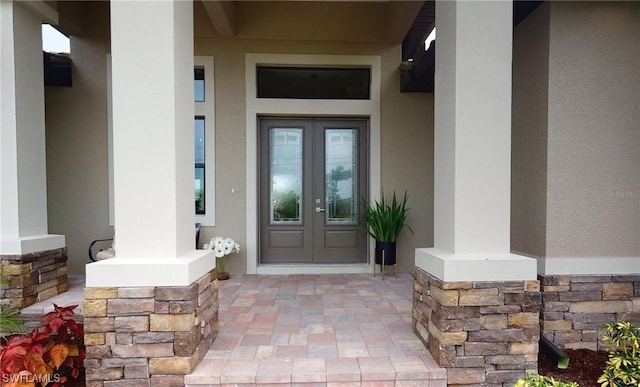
[201,1,422,43]
[53,1,421,44]
[48,0,544,94]
[55,1,110,37]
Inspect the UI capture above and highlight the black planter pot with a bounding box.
[375,241,397,265]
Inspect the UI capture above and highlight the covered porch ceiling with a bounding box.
[53,1,424,43]
[50,0,543,93]
[197,0,424,43]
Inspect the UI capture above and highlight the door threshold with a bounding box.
[256,263,371,275]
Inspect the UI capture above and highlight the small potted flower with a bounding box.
[204,236,240,280]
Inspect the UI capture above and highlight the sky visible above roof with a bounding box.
[42,24,69,53]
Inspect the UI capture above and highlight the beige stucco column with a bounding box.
[0,1,65,255]
[415,0,536,281]
[86,0,215,287]
[412,5,540,383]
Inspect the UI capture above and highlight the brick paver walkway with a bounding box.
[185,273,445,386]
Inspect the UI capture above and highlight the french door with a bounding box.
[259,118,368,264]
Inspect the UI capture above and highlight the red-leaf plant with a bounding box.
[0,304,85,387]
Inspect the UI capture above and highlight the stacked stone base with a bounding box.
[83,269,218,387]
[413,266,541,386]
[0,248,68,309]
[540,274,640,350]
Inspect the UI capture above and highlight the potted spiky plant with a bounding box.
[361,190,413,267]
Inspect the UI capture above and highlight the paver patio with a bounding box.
[185,273,446,386]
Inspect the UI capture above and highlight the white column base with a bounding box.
[1,234,66,255]
[415,247,537,282]
[86,250,217,287]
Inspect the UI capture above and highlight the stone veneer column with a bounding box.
[0,248,68,309]
[413,267,541,386]
[83,269,218,387]
[1,1,66,310]
[539,274,640,351]
[415,0,536,281]
[84,2,218,385]
[414,1,538,384]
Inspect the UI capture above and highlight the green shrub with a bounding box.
[598,321,640,387]
[0,275,24,338]
[0,307,24,339]
[515,373,579,387]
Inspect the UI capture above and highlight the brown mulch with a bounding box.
[538,348,608,387]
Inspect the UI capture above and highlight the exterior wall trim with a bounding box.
[535,256,640,276]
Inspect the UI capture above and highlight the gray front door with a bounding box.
[259,118,368,264]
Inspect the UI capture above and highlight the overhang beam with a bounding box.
[23,0,58,24]
[201,0,236,37]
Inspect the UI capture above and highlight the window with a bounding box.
[194,116,205,214]
[194,68,205,102]
[257,66,371,99]
[194,57,215,226]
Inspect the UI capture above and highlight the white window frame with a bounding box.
[107,55,114,226]
[195,56,216,226]
[107,56,216,226]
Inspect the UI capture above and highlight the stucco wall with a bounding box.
[512,2,640,264]
[511,3,549,258]
[45,31,433,275]
[546,1,639,258]
[195,38,433,274]
[380,48,434,274]
[45,35,111,275]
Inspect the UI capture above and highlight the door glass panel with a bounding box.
[325,129,358,224]
[270,128,303,224]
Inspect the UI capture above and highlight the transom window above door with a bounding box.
[256,66,371,99]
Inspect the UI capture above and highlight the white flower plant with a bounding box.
[203,236,240,275]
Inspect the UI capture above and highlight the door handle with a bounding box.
[315,207,326,212]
